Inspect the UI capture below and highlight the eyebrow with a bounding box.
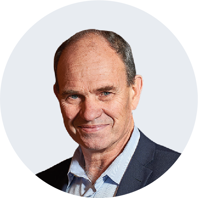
[61,85,117,97]
[61,90,80,97]
[96,86,117,92]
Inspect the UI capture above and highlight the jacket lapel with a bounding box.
[116,130,155,196]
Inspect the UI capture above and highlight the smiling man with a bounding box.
[36,29,180,197]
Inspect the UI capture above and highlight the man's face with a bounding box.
[55,35,136,152]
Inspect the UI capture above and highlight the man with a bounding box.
[37,29,180,197]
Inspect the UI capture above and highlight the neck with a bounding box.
[81,121,134,184]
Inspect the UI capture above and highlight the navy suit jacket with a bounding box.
[36,130,180,196]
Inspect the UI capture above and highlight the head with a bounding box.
[54,29,143,152]
[54,29,136,92]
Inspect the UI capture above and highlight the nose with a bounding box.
[79,97,102,121]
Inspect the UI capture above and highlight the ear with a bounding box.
[53,84,59,100]
[131,75,143,110]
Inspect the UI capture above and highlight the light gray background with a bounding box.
[0,1,197,174]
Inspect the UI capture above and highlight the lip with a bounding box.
[78,124,109,133]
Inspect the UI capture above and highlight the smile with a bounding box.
[78,124,109,133]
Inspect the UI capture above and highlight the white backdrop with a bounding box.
[0,1,198,198]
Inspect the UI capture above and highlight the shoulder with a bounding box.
[155,143,180,160]
[137,130,180,184]
[147,143,180,181]
[36,158,72,189]
[138,129,180,160]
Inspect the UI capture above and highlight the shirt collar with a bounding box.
[67,125,140,185]
[68,146,89,182]
[103,126,140,184]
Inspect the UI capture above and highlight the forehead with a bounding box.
[56,35,127,89]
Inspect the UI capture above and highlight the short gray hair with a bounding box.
[54,29,136,91]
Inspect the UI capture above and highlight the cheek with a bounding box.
[60,102,79,121]
[103,95,131,120]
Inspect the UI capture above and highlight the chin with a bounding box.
[81,139,112,152]
[84,145,107,152]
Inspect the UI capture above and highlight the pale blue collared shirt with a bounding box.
[64,126,140,197]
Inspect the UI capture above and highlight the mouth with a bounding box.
[78,124,109,133]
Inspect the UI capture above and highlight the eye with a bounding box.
[69,94,79,99]
[102,92,111,96]
[66,94,81,104]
